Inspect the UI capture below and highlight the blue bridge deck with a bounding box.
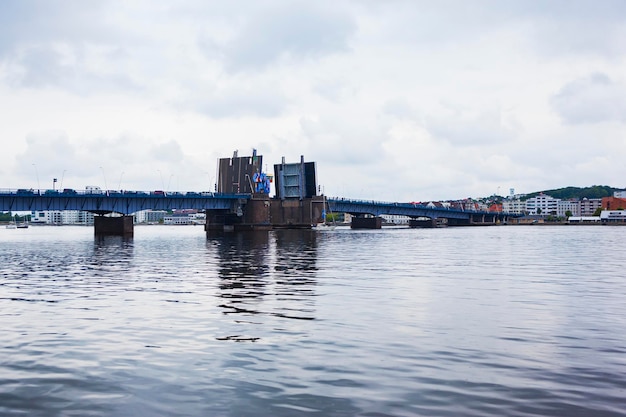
[1,189,514,222]
[0,189,250,215]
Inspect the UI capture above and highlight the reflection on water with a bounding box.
[1,225,626,416]
[211,230,318,342]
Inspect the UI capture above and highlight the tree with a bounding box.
[593,207,603,216]
[537,208,542,215]
[565,210,573,218]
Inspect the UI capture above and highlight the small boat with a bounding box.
[314,192,337,230]
[16,222,29,229]
[6,222,17,229]
[314,222,336,231]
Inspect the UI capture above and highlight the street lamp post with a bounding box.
[118,172,125,191]
[100,166,108,191]
[32,163,40,192]
[60,170,67,190]
[167,174,174,192]
[157,170,164,190]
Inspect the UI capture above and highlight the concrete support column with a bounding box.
[94,215,134,237]
[351,217,382,229]
[409,218,436,228]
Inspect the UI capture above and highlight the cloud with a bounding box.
[524,1,626,58]
[150,140,185,163]
[2,1,626,200]
[0,1,108,56]
[425,107,516,147]
[217,3,355,71]
[181,83,288,119]
[550,73,626,124]
[12,130,211,192]
[299,112,387,166]
[382,98,415,120]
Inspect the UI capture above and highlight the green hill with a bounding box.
[523,185,618,201]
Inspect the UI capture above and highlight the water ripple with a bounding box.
[1,225,626,416]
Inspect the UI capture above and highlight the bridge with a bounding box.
[1,188,513,235]
[327,198,509,227]
[0,189,249,215]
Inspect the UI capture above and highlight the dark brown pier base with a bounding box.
[205,195,325,232]
[409,218,449,228]
[94,215,134,237]
[351,217,382,229]
[270,196,325,229]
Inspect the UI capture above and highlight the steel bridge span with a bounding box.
[1,189,515,234]
[328,198,512,226]
[0,190,248,215]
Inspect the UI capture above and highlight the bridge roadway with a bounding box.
[0,189,510,223]
[328,198,485,220]
[0,189,249,215]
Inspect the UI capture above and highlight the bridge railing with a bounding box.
[0,189,251,199]
[327,197,517,215]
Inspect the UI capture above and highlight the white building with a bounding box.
[568,216,600,223]
[163,210,205,225]
[502,198,526,214]
[614,190,626,198]
[30,210,94,225]
[557,199,580,217]
[381,214,410,225]
[525,194,559,215]
[600,210,626,223]
[135,209,168,224]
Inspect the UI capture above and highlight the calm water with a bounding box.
[1,224,625,416]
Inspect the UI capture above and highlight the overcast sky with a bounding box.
[1,0,625,201]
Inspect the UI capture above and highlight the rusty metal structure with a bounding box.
[205,151,325,231]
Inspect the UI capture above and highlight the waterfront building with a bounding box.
[602,197,626,211]
[600,210,626,223]
[580,198,602,216]
[30,210,94,225]
[614,190,626,198]
[136,209,167,224]
[488,203,503,213]
[525,194,558,215]
[453,199,481,211]
[164,213,193,225]
[568,216,601,223]
[557,199,580,217]
[163,210,205,225]
[381,214,410,225]
[502,198,526,215]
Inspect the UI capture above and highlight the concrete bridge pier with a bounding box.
[409,218,449,228]
[94,215,134,237]
[469,213,499,225]
[351,216,382,229]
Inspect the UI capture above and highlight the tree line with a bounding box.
[522,185,617,201]
[0,212,31,222]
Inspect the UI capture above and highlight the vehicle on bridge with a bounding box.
[85,186,103,194]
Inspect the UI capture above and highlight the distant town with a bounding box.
[2,185,626,226]
[358,186,626,225]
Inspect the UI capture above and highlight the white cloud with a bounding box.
[426,107,516,147]
[1,0,626,200]
[550,73,626,124]
[216,2,355,72]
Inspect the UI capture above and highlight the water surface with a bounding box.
[1,225,625,416]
